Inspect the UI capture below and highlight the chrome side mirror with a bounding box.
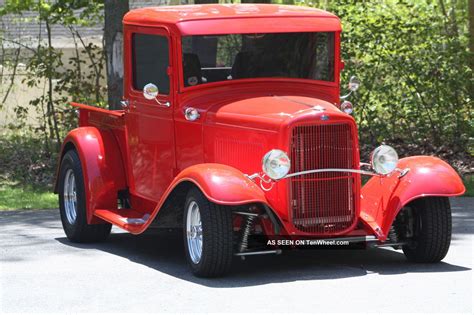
[143,83,159,100]
[348,76,360,92]
[340,75,361,101]
[142,83,170,107]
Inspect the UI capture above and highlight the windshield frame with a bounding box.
[177,31,340,93]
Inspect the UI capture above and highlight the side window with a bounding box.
[132,33,170,95]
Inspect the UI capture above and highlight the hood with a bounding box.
[205,95,346,131]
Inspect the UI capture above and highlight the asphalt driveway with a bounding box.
[1,198,472,313]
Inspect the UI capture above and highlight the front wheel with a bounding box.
[183,188,233,277]
[401,197,452,263]
[58,150,111,243]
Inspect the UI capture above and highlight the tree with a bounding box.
[104,0,129,110]
[469,0,474,73]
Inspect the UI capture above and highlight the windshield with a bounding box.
[181,32,335,87]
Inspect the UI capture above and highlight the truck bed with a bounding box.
[71,102,125,128]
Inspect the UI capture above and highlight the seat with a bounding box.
[231,51,257,79]
[183,53,203,86]
[232,51,290,79]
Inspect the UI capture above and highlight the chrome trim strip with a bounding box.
[293,215,353,225]
[234,249,282,256]
[283,168,379,179]
[233,211,259,217]
[371,242,408,248]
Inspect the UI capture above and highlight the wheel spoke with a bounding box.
[63,169,77,225]
[186,201,203,264]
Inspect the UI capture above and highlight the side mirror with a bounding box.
[348,76,360,92]
[142,83,170,107]
[143,83,159,100]
[340,75,361,101]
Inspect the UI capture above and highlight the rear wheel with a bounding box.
[401,197,451,263]
[58,150,111,243]
[183,187,233,277]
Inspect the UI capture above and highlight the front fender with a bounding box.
[361,156,465,240]
[54,127,127,223]
[128,163,269,234]
[170,163,267,205]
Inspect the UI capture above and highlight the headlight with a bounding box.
[340,100,353,115]
[262,149,291,180]
[370,145,399,175]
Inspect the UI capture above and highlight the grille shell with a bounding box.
[288,123,359,234]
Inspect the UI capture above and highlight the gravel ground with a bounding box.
[0,197,472,313]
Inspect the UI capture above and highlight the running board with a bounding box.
[94,209,151,231]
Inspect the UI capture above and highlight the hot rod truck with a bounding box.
[55,4,465,277]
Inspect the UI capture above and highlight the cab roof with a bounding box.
[124,4,341,35]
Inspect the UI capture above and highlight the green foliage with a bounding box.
[1,0,106,147]
[1,0,473,203]
[0,132,59,209]
[0,0,104,26]
[0,132,58,188]
[463,175,474,197]
[320,0,472,159]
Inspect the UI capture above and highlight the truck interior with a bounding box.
[182,32,335,87]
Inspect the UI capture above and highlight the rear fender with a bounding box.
[361,156,465,240]
[54,127,127,223]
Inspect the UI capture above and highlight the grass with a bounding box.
[0,132,58,210]
[0,185,57,210]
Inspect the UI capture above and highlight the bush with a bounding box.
[0,132,58,188]
[324,0,473,172]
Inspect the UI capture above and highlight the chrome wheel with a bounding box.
[186,201,203,264]
[63,169,77,225]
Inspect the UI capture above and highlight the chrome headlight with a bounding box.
[340,100,353,115]
[262,149,291,180]
[371,145,399,175]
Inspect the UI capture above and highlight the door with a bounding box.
[124,27,176,201]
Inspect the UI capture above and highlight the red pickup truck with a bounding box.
[54,4,465,277]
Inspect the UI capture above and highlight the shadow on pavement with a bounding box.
[56,227,470,288]
[3,198,471,288]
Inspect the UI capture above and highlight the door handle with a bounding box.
[120,100,129,110]
[154,99,170,107]
[121,100,137,110]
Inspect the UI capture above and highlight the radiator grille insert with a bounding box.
[289,124,356,234]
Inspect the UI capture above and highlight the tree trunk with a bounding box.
[104,0,129,110]
[469,0,474,73]
[45,20,62,151]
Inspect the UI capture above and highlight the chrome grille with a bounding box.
[289,124,357,234]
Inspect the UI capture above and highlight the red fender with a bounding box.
[169,163,267,205]
[54,127,127,223]
[360,156,465,240]
[126,163,269,234]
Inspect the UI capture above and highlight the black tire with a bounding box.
[183,187,233,277]
[402,197,451,263]
[58,150,111,243]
